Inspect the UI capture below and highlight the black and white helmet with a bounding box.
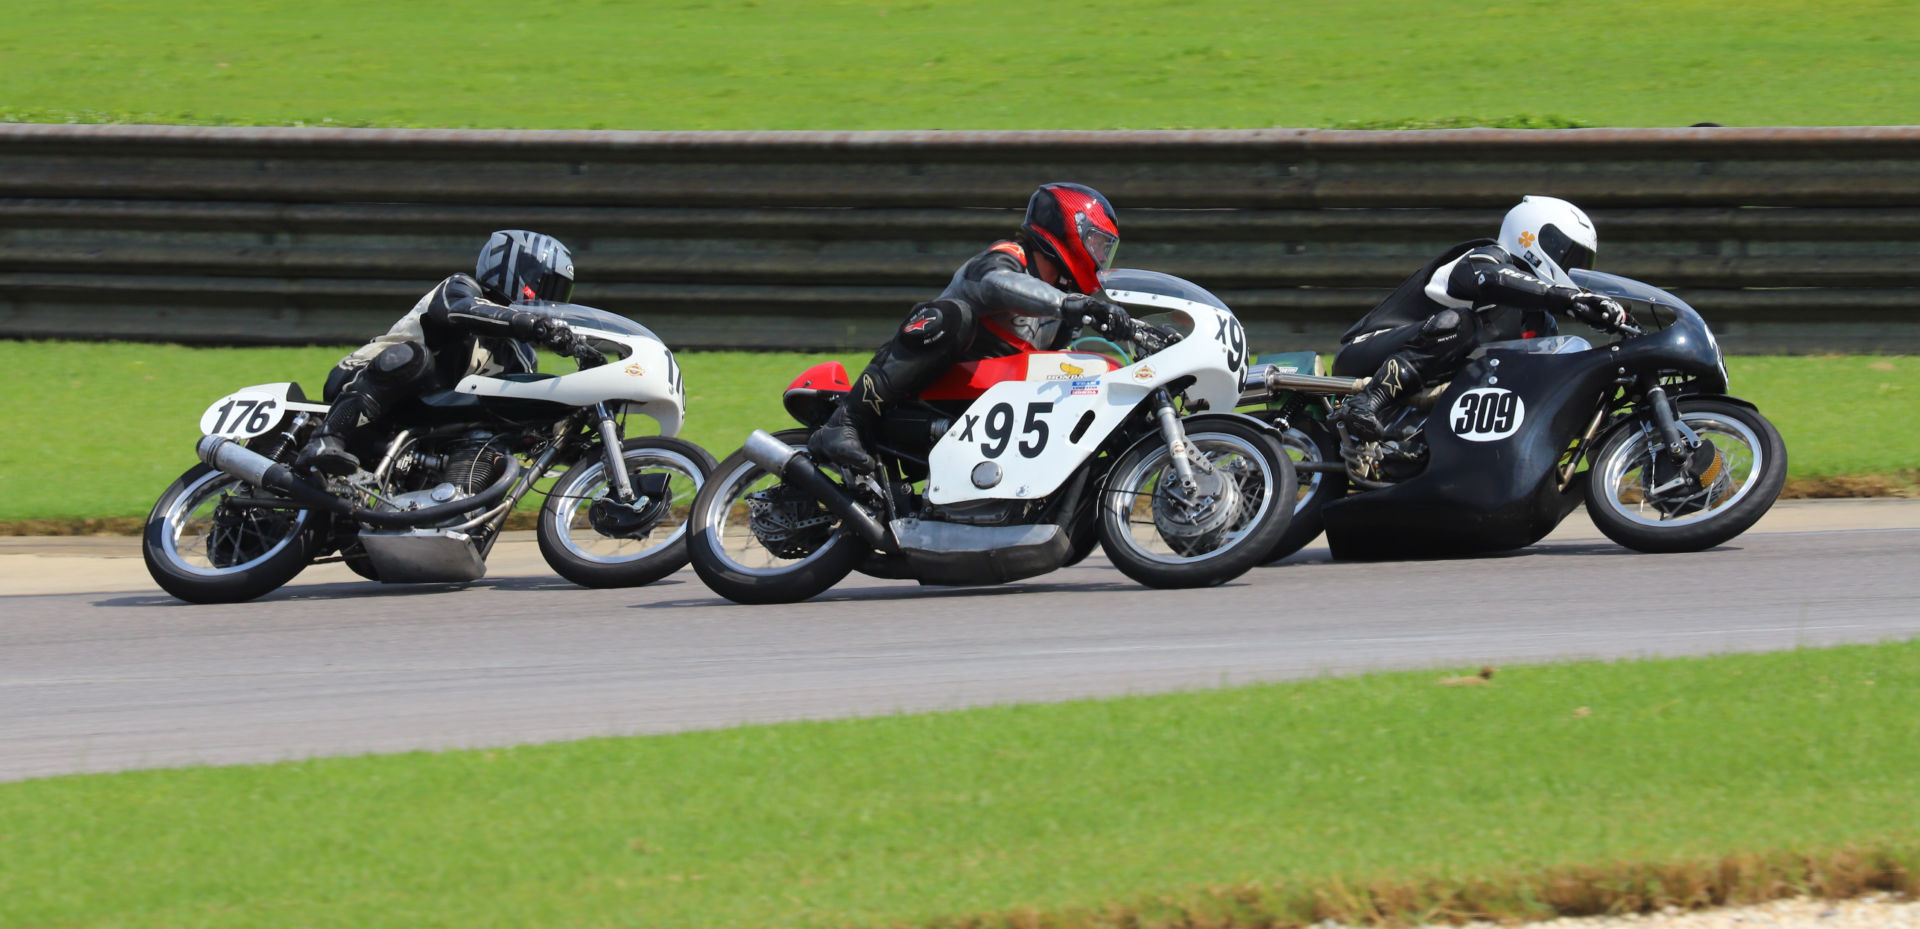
[1498,196,1597,290]
[475,230,575,304]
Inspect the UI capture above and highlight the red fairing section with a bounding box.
[787,362,850,394]
[920,354,1031,401]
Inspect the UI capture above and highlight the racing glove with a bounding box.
[1570,292,1630,331]
[1063,294,1131,336]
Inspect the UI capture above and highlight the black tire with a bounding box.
[143,464,328,604]
[1584,398,1787,554]
[1096,416,1296,589]
[538,436,716,588]
[1259,417,1346,564]
[688,429,866,604]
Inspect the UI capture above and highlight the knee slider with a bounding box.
[1421,309,1466,338]
[367,341,429,386]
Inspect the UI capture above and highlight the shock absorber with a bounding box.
[248,413,311,463]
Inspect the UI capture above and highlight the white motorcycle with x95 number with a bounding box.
[688,269,1297,604]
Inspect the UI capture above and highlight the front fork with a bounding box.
[594,402,638,505]
[1150,388,1210,491]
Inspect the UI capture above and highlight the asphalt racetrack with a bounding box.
[4,499,1917,782]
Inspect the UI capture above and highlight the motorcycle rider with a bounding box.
[295,229,596,475]
[1331,195,1630,441]
[810,182,1133,474]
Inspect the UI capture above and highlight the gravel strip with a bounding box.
[1400,895,1920,929]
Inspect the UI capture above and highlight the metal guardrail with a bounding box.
[1,124,1916,353]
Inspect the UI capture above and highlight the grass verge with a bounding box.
[3,0,1917,130]
[2,341,1912,529]
[2,641,1917,927]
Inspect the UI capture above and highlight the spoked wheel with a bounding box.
[538,437,716,588]
[1584,398,1787,553]
[1096,417,1296,588]
[1261,417,1346,564]
[143,464,328,603]
[688,429,866,604]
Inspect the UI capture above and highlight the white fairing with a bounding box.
[926,299,1248,504]
[198,383,329,438]
[454,326,687,436]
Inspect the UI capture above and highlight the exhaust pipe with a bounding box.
[1239,364,1367,405]
[740,430,892,551]
[196,435,522,530]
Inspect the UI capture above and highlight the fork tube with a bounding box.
[1151,389,1199,489]
[594,402,637,503]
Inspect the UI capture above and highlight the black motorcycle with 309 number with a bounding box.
[1237,269,1785,561]
[143,302,712,603]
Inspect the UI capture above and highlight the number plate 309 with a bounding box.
[1449,387,1525,442]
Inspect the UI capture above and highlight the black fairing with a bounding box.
[388,374,576,428]
[1323,278,1730,560]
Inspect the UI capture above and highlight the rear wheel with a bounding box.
[1097,417,1295,589]
[1260,417,1345,564]
[1584,398,1786,553]
[538,437,715,588]
[143,464,327,603]
[688,429,866,604]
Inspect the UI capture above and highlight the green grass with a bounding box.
[2,641,1917,928]
[3,0,1917,130]
[1,341,1914,522]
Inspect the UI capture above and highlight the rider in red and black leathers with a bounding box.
[1331,196,1628,441]
[295,230,596,476]
[811,183,1131,474]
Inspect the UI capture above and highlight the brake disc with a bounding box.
[1151,459,1246,557]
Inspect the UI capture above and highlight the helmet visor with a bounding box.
[1076,213,1119,272]
[1539,224,1595,272]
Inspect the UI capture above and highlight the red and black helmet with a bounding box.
[1020,182,1120,294]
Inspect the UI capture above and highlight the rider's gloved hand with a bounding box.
[508,311,551,343]
[1571,292,1630,331]
[543,320,582,355]
[1064,294,1130,336]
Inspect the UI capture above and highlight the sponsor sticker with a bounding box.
[1069,378,1100,396]
[624,362,646,377]
[1132,365,1156,382]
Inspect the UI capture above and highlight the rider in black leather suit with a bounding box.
[811,183,1134,474]
[295,230,595,475]
[1332,196,1629,440]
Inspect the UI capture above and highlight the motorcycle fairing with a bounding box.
[453,324,686,436]
[1322,346,1619,560]
[926,303,1245,505]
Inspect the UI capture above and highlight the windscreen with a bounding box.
[1569,270,1692,314]
[1098,269,1232,311]
[517,301,660,340]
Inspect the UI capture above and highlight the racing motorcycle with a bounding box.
[687,269,1297,604]
[1239,269,1786,561]
[144,302,712,603]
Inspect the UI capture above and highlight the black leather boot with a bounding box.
[295,391,381,476]
[1333,357,1417,442]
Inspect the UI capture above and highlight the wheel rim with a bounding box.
[1102,431,1277,565]
[699,453,853,577]
[547,448,705,565]
[1279,427,1325,518]
[1594,411,1766,528]
[159,470,312,576]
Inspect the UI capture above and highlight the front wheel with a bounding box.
[1097,417,1296,589]
[538,437,716,588]
[143,464,328,603]
[1584,398,1787,553]
[687,429,866,604]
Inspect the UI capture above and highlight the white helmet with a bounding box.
[1498,195,1597,289]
